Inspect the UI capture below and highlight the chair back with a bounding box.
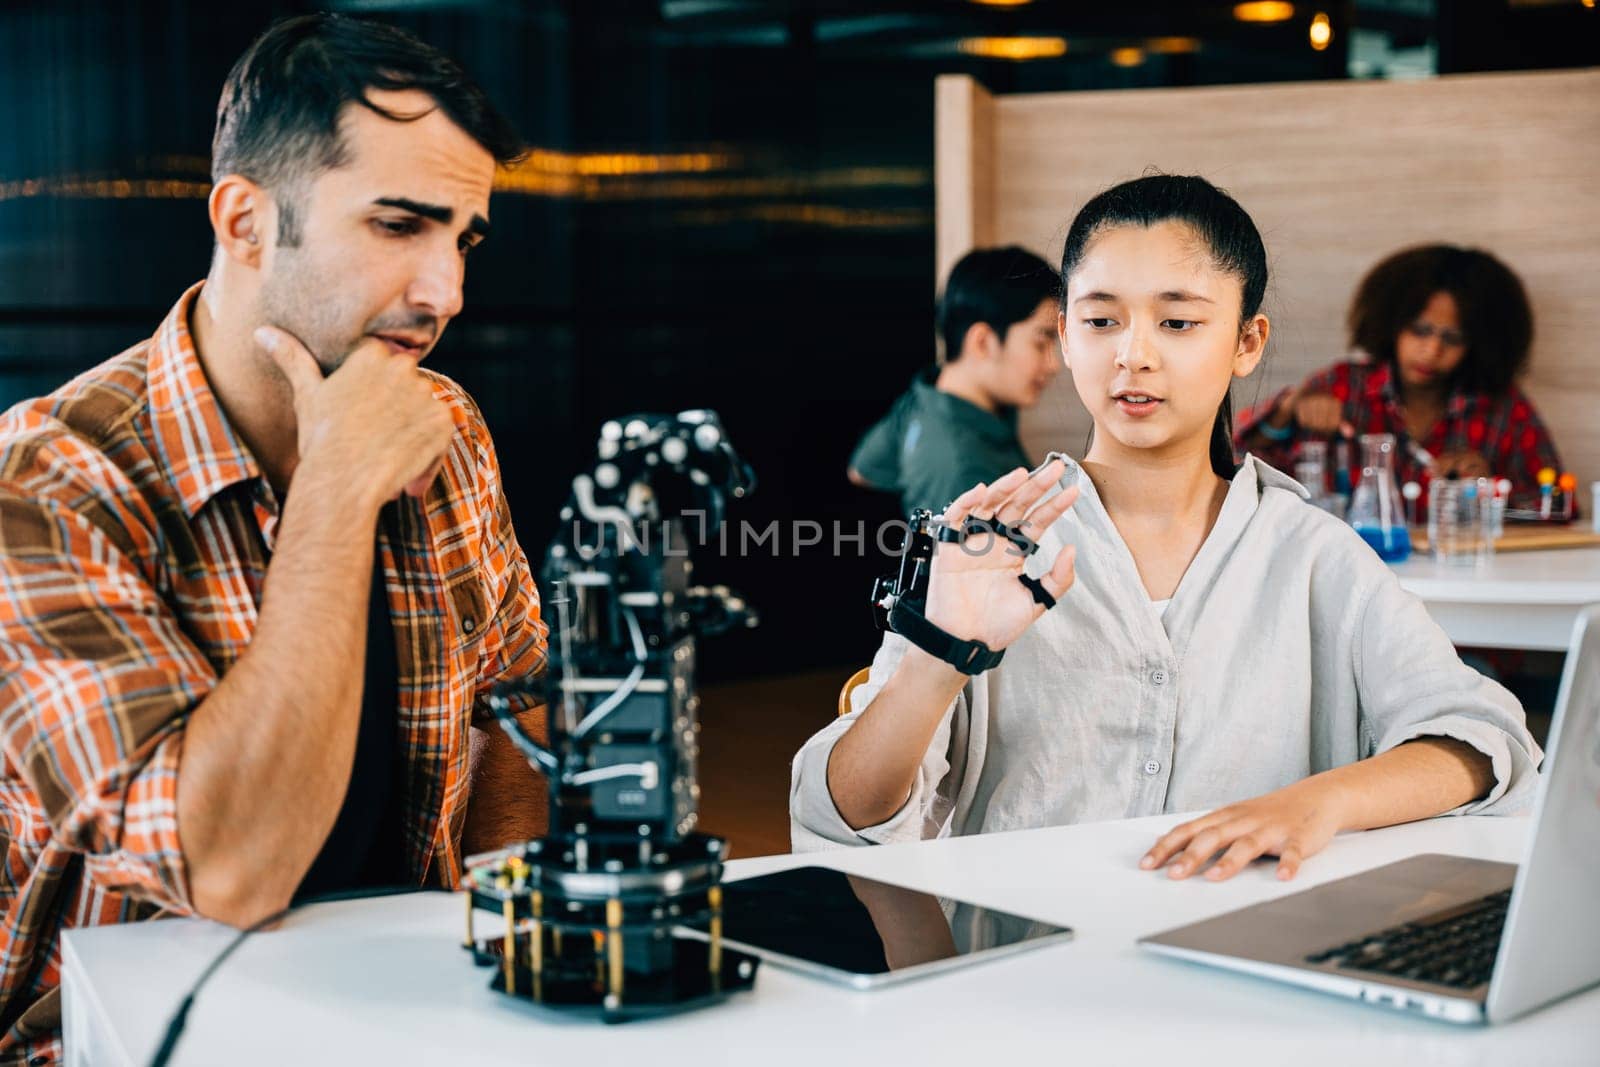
[837,667,872,717]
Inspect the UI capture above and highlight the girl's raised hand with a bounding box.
[923,460,1079,654]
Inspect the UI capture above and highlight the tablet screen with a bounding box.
[681,865,1072,988]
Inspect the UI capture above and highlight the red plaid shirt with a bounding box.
[0,284,547,1064]
[1236,360,1569,515]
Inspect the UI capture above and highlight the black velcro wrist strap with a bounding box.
[1017,573,1056,611]
[887,598,1005,675]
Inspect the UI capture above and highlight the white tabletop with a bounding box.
[1391,546,1600,650]
[61,812,1598,1067]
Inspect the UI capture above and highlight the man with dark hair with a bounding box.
[0,15,545,1060]
[849,246,1061,515]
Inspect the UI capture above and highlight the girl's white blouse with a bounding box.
[791,453,1541,851]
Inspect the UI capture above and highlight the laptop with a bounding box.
[1139,604,1600,1024]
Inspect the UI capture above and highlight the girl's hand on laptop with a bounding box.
[1139,778,1346,883]
[924,461,1079,653]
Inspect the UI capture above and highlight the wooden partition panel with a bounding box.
[935,70,1600,514]
[933,75,997,362]
[934,75,997,291]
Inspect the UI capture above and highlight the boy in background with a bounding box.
[849,247,1060,515]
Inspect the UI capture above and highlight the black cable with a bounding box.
[486,683,560,774]
[148,884,438,1067]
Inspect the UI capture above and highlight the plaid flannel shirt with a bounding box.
[0,283,547,1064]
[1236,359,1569,514]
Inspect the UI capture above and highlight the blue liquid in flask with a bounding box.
[1353,523,1412,562]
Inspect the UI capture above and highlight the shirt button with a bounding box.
[1150,669,1168,686]
[462,617,476,633]
[1143,760,1161,775]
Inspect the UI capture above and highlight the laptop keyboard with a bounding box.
[1303,888,1512,990]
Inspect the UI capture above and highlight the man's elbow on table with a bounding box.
[189,861,295,930]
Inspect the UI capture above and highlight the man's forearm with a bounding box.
[463,712,548,857]
[176,462,383,927]
[1326,737,1496,833]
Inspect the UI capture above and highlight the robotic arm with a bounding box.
[487,409,756,844]
[466,410,761,1019]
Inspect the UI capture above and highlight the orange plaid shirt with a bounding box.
[0,283,547,1063]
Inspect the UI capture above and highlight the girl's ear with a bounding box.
[1056,309,1071,370]
[1233,312,1270,379]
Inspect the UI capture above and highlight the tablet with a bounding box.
[679,865,1072,989]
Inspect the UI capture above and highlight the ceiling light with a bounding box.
[968,0,1035,6]
[1233,2,1295,22]
[1110,47,1145,67]
[958,36,1068,60]
[1146,36,1202,54]
[1309,11,1332,50]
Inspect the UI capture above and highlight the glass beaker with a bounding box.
[1295,440,1328,495]
[1428,477,1493,567]
[1332,439,1353,496]
[1348,433,1412,562]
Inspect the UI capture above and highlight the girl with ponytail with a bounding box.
[792,175,1538,887]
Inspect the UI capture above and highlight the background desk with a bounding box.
[1391,546,1600,651]
[62,812,1597,1066]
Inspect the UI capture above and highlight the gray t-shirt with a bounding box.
[850,367,1031,516]
[792,453,1541,851]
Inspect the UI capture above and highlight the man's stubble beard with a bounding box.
[256,245,363,377]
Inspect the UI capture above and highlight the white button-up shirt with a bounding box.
[791,453,1542,851]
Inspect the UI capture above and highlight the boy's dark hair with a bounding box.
[938,247,1061,363]
[212,13,524,246]
[1059,174,1268,479]
[1348,245,1532,396]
